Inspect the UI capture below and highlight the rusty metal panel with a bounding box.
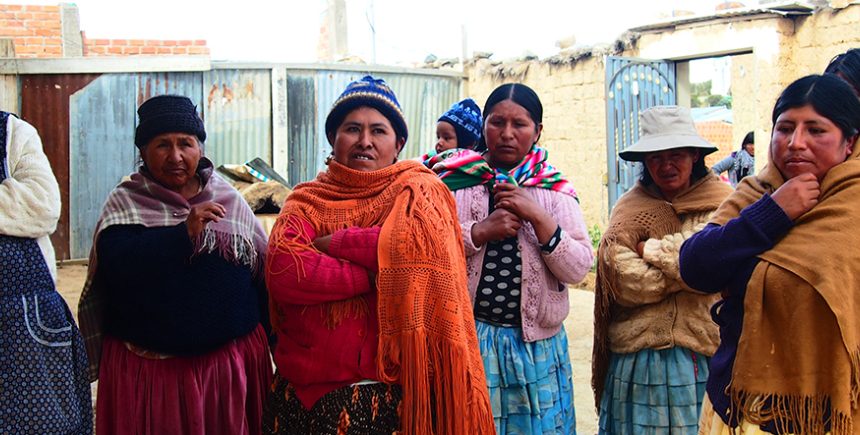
[203,69,272,167]
[135,72,204,108]
[307,70,462,183]
[286,71,318,187]
[68,74,138,259]
[384,74,462,158]
[20,73,99,260]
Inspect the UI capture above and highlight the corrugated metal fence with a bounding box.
[9,59,464,259]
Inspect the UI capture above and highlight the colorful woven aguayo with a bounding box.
[429,145,578,199]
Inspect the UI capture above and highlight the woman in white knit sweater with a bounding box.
[0,113,92,433]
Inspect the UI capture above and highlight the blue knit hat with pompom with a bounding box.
[325,75,408,143]
[438,98,482,149]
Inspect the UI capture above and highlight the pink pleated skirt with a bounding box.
[96,325,273,435]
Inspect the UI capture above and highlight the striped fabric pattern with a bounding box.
[428,146,578,199]
[599,347,709,435]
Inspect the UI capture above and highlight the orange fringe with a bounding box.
[378,329,495,435]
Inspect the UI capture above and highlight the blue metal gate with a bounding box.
[605,56,676,211]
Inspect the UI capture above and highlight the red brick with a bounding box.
[14,12,33,20]
[93,39,110,46]
[0,12,14,19]
[43,37,61,46]
[140,46,156,54]
[156,47,171,54]
[107,46,123,54]
[4,5,23,11]
[43,45,61,55]
[87,45,106,54]
[122,46,140,55]
[1,19,24,27]
[145,40,162,46]
[177,40,192,46]
[172,47,188,54]
[34,28,58,37]
[24,5,58,12]
[14,45,41,53]
[188,46,209,55]
[23,36,42,45]
[129,39,145,46]
[162,40,177,47]
[33,12,59,20]
[13,37,24,44]
[1,27,33,37]
[111,39,127,45]
[25,19,57,29]
[192,39,206,46]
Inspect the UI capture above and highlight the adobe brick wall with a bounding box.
[0,4,63,58]
[466,4,860,227]
[0,3,209,58]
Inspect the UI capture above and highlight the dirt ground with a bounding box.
[56,264,598,435]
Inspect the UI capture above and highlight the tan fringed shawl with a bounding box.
[710,154,860,434]
[268,160,495,435]
[592,174,732,406]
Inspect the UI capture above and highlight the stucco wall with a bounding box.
[465,4,860,228]
[466,58,610,229]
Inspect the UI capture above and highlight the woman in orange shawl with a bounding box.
[262,75,494,435]
[681,74,860,434]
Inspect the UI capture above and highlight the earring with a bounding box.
[325,152,334,165]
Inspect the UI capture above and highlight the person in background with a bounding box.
[433,83,593,434]
[682,74,860,434]
[825,48,860,95]
[712,131,755,187]
[78,95,272,435]
[263,75,494,435]
[420,98,483,164]
[592,105,732,435]
[0,112,92,434]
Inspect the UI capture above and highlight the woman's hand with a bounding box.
[494,183,558,245]
[493,183,543,222]
[471,208,522,246]
[313,235,333,253]
[771,173,820,220]
[186,201,226,239]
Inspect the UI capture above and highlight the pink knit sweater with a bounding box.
[452,185,593,342]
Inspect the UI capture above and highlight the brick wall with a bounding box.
[82,36,210,57]
[0,4,62,58]
[0,3,210,58]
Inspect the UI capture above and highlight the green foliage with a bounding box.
[588,224,602,250]
[690,79,733,109]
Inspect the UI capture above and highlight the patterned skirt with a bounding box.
[599,346,709,435]
[96,325,272,435]
[0,236,93,435]
[476,320,576,435]
[262,373,402,435]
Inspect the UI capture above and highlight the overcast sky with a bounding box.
[35,0,735,64]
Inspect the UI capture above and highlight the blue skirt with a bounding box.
[598,347,709,435]
[476,321,576,435]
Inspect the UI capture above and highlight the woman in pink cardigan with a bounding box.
[431,83,593,434]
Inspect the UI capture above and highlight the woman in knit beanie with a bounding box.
[264,75,494,435]
[78,94,272,435]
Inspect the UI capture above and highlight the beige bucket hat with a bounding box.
[619,105,718,162]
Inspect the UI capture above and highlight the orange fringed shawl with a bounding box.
[269,160,495,435]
